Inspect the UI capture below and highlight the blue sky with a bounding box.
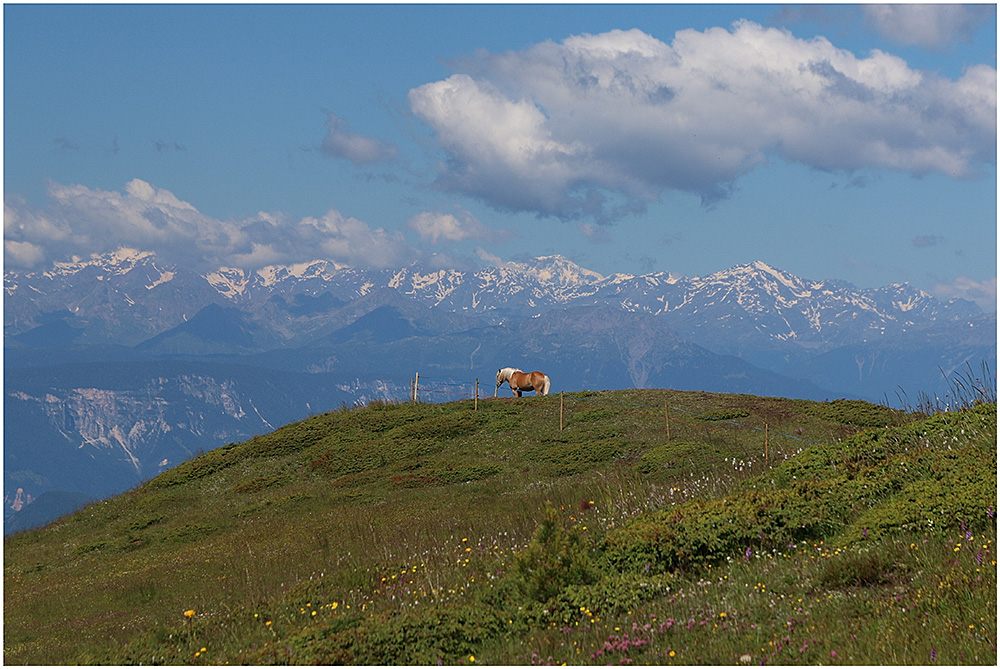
[4,3,997,309]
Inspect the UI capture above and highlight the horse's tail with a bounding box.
[540,374,551,396]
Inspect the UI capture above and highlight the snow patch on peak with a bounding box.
[145,267,175,290]
[255,260,344,287]
[107,247,154,267]
[48,247,155,277]
[526,255,605,284]
[205,268,251,299]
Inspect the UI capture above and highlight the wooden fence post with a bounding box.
[475,378,479,411]
[414,372,419,403]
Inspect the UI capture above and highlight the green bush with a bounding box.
[509,502,600,603]
[275,604,506,665]
[799,399,908,427]
[603,486,827,572]
[161,522,220,544]
[699,408,751,421]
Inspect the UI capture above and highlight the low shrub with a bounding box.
[275,603,506,665]
[699,408,750,421]
[799,399,908,427]
[603,486,827,573]
[509,502,600,603]
[524,439,625,477]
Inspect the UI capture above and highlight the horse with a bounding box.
[495,367,551,397]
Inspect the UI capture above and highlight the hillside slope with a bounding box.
[3,390,995,665]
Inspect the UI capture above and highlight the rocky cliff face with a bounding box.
[4,488,33,513]
[9,375,258,474]
[3,361,373,527]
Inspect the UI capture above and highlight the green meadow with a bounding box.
[4,389,996,665]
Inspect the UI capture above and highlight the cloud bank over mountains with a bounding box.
[4,176,995,311]
[409,21,995,220]
[4,179,423,272]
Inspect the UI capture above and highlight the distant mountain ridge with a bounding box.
[5,249,981,351]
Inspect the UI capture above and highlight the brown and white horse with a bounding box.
[495,367,551,397]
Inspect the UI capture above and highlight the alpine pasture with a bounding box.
[3,388,996,665]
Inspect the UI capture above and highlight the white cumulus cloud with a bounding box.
[409,21,996,221]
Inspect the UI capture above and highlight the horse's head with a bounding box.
[496,368,505,387]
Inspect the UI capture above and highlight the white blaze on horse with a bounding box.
[495,367,551,397]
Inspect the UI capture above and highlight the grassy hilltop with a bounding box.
[3,389,996,665]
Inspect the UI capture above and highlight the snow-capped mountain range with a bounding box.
[4,248,982,354]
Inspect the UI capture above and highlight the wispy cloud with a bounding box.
[321,112,398,165]
[578,223,612,244]
[3,179,419,271]
[864,4,995,49]
[407,207,512,245]
[409,22,996,222]
[913,234,945,248]
[153,140,186,153]
[54,137,79,152]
